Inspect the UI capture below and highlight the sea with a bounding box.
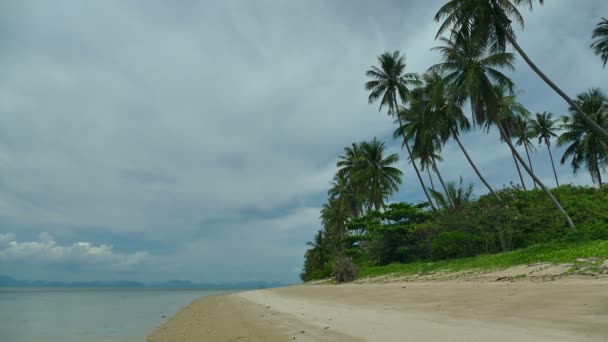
[0,287,233,342]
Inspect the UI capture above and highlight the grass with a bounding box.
[358,239,608,279]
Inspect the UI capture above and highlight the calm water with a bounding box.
[0,287,232,342]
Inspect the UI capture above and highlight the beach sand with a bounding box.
[147,277,608,341]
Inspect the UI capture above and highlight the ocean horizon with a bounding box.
[0,287,234,342]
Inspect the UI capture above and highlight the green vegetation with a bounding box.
[301,1,608,283]
[359,240,608,279]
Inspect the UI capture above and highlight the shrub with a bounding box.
[333,255,358,283]
[431,231,483,260]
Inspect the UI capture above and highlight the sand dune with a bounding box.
[148,278,608,341]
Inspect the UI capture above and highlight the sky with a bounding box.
[0,1,607,284]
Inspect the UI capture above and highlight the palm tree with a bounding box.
[513,115,537,189]
[365,51,437,211]
[430,32,576,230]
[328,172,364,219]
[358,138,403,211]
[435,0,608,142]
[429,177,474,210]
[530,111,560,186]
[336,139,403,212]
[305,229,330,272]
[557,89,608,186]
[395,83,454,207]
[591,18,608,68]
[490,85,531,190]
[425,73,502,202]
[320,198,349,250]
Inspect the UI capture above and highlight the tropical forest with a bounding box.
[301,0,608,283]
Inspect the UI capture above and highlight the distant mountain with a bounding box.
[0,275,286,289]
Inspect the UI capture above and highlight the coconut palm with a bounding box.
[530,111,561,186]
[513,114,537,189]
[320,198,349,250]
[365,51,436,210]
[429,177,474,210]
[591,18,608,68]
[435,0,608,142]
[328,172,364,219]
[395,83,454,207]
[430,32,576,230]
[424,72,502,202]
[336,139,403,212]
[489,85,531,190]
[557,89,608,186]
[304,229,330,273]
[358,138,403,211]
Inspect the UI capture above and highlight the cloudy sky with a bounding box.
[0,1,607,284]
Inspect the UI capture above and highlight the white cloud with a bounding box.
[0,233,149,279]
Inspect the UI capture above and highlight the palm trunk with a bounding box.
[496,122,576,230]
[593,155,603,187]
[546,140,560,187]
[452,129,502,202]
[393,98,437,211]
[427,168,436,192]
[499,23,608,142]
[524,144,538,189]
[432,156,454,208]
[427,169,441,209]
[512,151,527,191]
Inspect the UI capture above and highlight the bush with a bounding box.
[431,231,483,260]
[333,255,358,283]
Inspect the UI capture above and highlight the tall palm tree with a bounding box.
[365,51,436,210]
[513,114,537,189]
[430,32,576,230]
[435,0,608,142]
[530,111,560,186]
[557,89,608,186]
[395,83,454,207]
[425,72,502,202]
[591,18,608,68]
[489,85,531,190]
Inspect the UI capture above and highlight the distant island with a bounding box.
[0,275,284,289]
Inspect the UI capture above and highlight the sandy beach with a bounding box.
[148,276,608,341]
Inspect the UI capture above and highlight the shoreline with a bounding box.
[147,276,608,341]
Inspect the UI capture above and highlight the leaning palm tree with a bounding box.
[365,51,436,210]
[430,32,576,230]
[512,110,538,189]
[425,72,502,202]
[591,18,608,68]
[530,111,561,186]
[557,89,608,186]
[395,83,454,207]
[435,0,608,142]
[490,85,532,190]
